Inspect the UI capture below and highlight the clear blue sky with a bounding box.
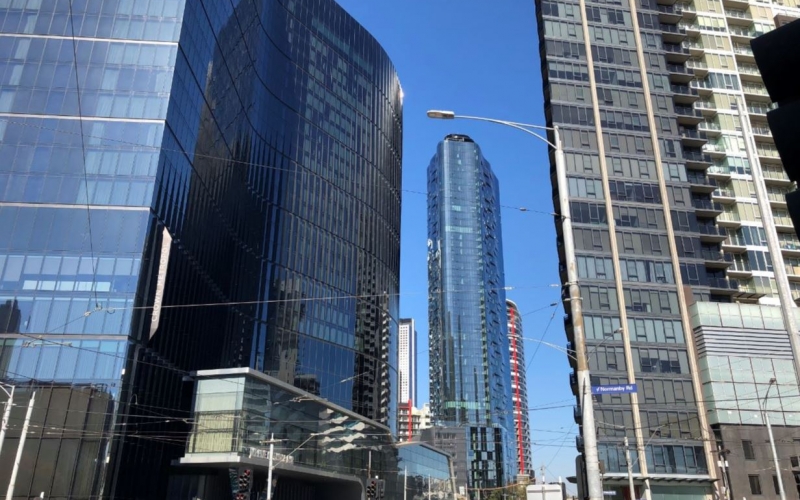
[335,0,578,484]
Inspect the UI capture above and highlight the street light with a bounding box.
[427,109,603,500]
[759,378,786,500]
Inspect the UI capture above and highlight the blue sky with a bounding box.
[335,0,579,483]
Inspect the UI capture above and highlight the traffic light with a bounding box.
[237,469,252,494]
[366,478,378,499]
[377,479,386,499]
[752,20,800,238]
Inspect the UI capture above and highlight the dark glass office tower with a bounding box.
[428,135,515,497]
[0,0,402,498]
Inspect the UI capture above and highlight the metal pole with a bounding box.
[266,433,274,500]
[6,391,34,500]
[624,437,635,500]
[759,386,786,500]
[0,385,14,460]
[554,126,602,500]
[736,97,800,387]
[404,466,408,500]
[428,474,432,499]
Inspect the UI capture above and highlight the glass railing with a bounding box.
[672,84,698,95]
[683,150,711,162]
[733,44,754,56]
[767,191,787,202]
[708,164,732,175]
[707,276,740,290]
[751,126,772,136]
[725,8,752,19]
[742,84,769,95]
[680,128,707,140]
[780,239,800,251]
[675,105,702,117]
[738,63,761,75]
[703,143,726,153]
[698,224,727,237]
[756,145,780,157]
[699,122,721,131]
[692,198,723,211]
[786,265,800,276]
[729,26,758,37]
[662,24,687,35]
[663,42,690,54]
[686,59,707,69]
[687,171,716,185]
[774,216,794,226]
[713,188,736,197]
[695,100,716,110]
[685,40,704,50]
[748,104,774,115]
[762,166,790,181]
[718,211,741,222]
[667,63,691,74]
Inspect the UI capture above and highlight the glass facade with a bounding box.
[507,299,533,478]
[172,370,454,500]
[427,134,515,495]
[0,0,402,498]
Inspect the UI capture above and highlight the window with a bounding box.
[774,475,781,495]
[743,440,756,460]
[749,475,762,495]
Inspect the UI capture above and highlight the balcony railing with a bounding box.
[667,63,692,75]
[738,63,761,76]
[756,145,781,158]
[692,198,723,211]
[683,149,712,163]
[680,128,707,140]
[686,59,707,70]
[663,42,691,56]
[699,122,721,131]
[703,143,727,154]
[717,212,741,223]
[713,188,736,198]
[675,105,703,119]
[780,239,800,251]
[695,100,716,110]
[708,164,732,175]
[672,84,699,96]
[762,166,790,182]
[686,171,717,186]
[742,84,770,96]
[698,223,727,238]
[725,8,752,19]
[733,44,754,56]
[774,215,794,226]
[751,126,772,136]
[748,104,777,115]
[707,276,740,290]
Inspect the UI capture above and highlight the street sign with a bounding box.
[591,384,637,395]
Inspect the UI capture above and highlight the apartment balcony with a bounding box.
[707,163,732,180]
[734,280,767,300]
[747,103,776,117]
[680,127,708,147]
[663,42,691,63]
[667,63,694,83]
[751,125,773,142]
[761,165,793,187]
[681,3,697,18]
[737,63,763,83]
[695,99,717,117]
[786,265,800,282]
[702,142,728,159]
[672,84,700,104]
[693,198,724,216]
[662,24,688,43]
[721,238,748,253]
[774,215,796,232]
[686,171,717,193]
[689,79,714,97]
[712,187,737,204]
[723,0,750,10]
[707,276,740,294]
[757,144,783,165]
[656,0,679,7]
[686,58,708,76]
[716,211,742,228]
[725,8,753,25]
[701,248,733,268]
[698,223,728,243]
[683,149,713,169]
[699,121,722,137]
[743,83,772,102]
[733,43,756,63]
[727,263,753,279]
[729,26,765,43]
[658,5,683,23]
[675,105,704,125]
[680,21,701,36]
[768,191,788,208]
[780,239,800,257]
[685,39,705,57]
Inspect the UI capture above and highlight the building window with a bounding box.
[773,475,781,495]
[743,440,756,460]
[749,475,762,495]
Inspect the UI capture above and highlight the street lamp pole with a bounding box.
[760,379,786,500]
[426,110,603,500]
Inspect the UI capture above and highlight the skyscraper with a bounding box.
[507,299,533,479]
[0,0,402,498]
[398,317,418,438]
[428,134,515,496]
[535,0,800,498]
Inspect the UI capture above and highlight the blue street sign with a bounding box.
[591,383,637,395]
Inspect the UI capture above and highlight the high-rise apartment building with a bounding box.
[398,317,418,437]
[0,0,402,498]
[536,0,800,498]
[507,299,533,479]
[428,134,516,496]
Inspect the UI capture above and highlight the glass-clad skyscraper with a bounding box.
[535,0,800,497]
[0,0,402,498]
[427,134,515,496]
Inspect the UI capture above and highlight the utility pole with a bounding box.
[717,446,731,500]
[0,384,14,459]
[368,450,372,479]
[554,127,602,500]
[6,391,34,500]
[403,466,408,500]
[266,433,274,500]
[759,380,786,500]
[624,437,635,500]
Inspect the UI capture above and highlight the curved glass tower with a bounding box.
[427,134,515,495]
[0,0,402,498]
